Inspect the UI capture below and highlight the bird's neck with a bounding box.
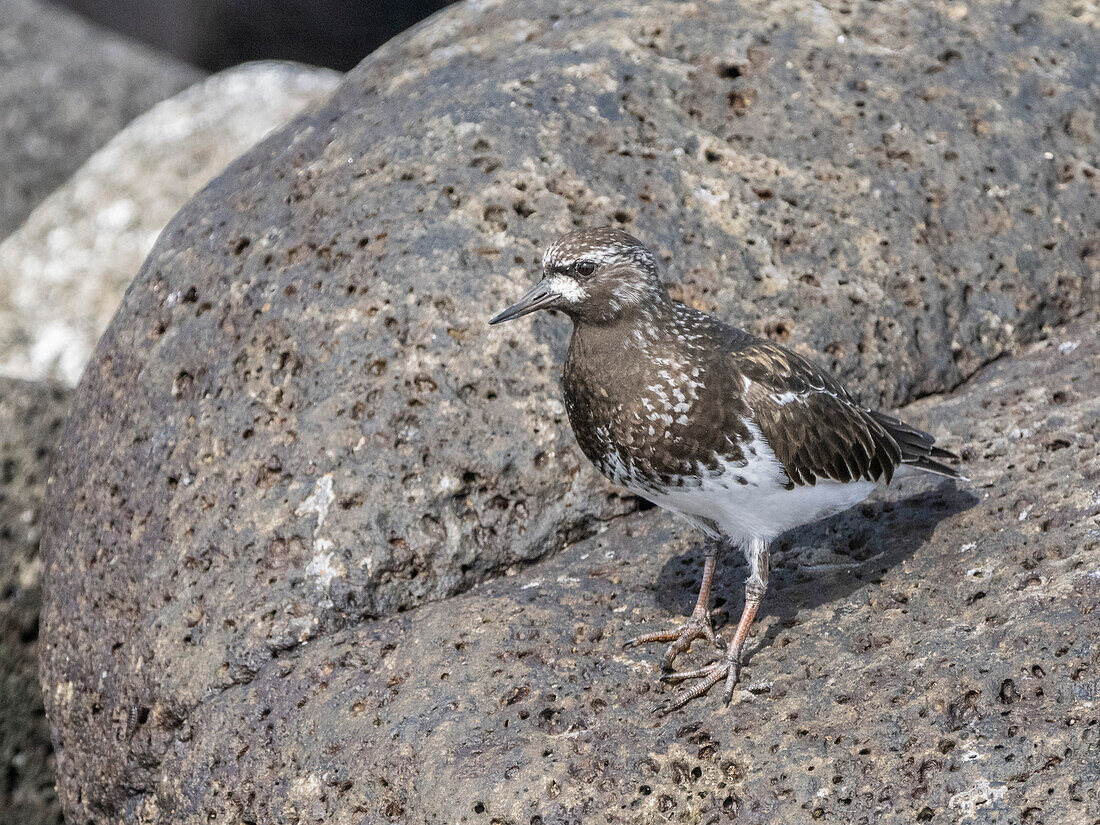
[567,296,685,373]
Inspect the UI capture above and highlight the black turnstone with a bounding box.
[490,227,963,713]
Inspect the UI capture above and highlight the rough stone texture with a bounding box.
[37,0,1099,822]
[0,61,342,385]
[0,378,71,825]
[47,314,1100,823]
[0,0,203,238]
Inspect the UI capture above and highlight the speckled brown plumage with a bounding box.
[563,302,928,495]
[491,227,963,712]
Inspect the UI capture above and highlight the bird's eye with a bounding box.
[574,260,596,277]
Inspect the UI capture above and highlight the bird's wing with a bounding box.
[732,341,903,487]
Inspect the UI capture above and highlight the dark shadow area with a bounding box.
[48,0,459,72]
[649,480,979,656]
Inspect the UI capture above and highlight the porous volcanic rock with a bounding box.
[39,0,1098,822]
[0,378,71,825]
[0,0,202,237]
[49,314,1100,823]
[0,61,341,384]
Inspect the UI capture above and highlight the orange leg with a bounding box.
[657,539,769,714]
[623,547,722,670]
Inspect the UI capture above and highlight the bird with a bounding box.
[489,227,963,713]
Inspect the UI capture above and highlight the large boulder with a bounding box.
[0,0,203,237]
[0,61,341,384]
[39,0,1098,822]
[45,312,1100,822]
[0,378,70,825]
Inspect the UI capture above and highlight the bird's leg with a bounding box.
[623,543,722,670]
[723,563,767,701]
[657,539,770,714]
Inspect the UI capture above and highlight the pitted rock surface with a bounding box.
[0,378,70,825]
[39,0,1098,821]
[47,313,1100,823]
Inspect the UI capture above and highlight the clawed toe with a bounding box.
[622,612,721,669]
[654,659,740,715]
[723,662,741,706]
[659,662,718,683]
[621,629,675,649]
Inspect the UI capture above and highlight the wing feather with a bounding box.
[733,341,902,488]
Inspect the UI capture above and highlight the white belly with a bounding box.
[627,424,877,545]
[642,473,876,545]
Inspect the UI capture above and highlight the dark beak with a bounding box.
[488,279,558,325]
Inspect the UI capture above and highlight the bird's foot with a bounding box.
[655,656,742,715]
[622,609,723,671]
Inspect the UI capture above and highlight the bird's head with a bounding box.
[489,227,667,326]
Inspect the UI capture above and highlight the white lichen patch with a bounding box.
[305,540,346,591]
[283,773,324,817]
[561,61,618,92]
[949,778,1007,820]
[53,681,75,706]
[296,474,335,532]
[693,183,729,210]
[436,474,461,494]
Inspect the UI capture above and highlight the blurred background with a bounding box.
[52,0,458,70]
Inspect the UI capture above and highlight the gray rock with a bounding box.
[0,61,342,385]
[47,313,1100,823]
[0,0,203,238]
[0,377,70,825]
[37,0,1099,821]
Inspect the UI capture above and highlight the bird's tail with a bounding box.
[869,409,968,481]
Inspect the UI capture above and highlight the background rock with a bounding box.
[0,61,341,384]
[0,0,202,237]
[54,0,458,72]
[0,378,71,825]
[38,0,1099,821]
